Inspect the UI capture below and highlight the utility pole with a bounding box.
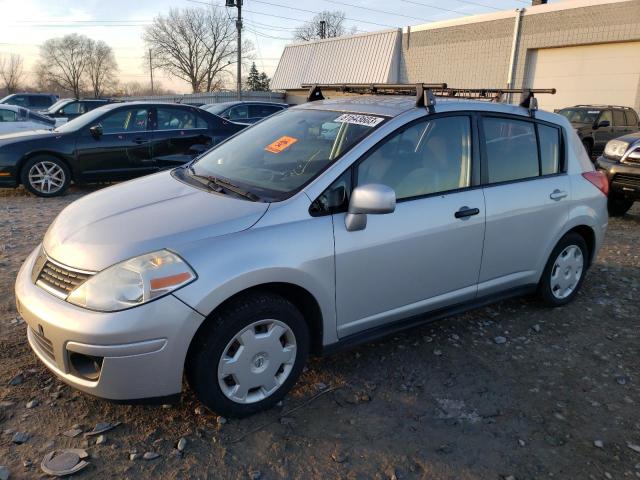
[226,0,243,100]
[148,49,154,95]
[319,20,326,39]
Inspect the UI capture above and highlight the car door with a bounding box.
[150,106,215,169]
[75,106,154,182]
[593,110,614,152]
[478,115,569,296]
[332,114,485,338]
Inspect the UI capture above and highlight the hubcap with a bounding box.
[217,320,297,404]
[28,161,65,194]
[550,245,584,300]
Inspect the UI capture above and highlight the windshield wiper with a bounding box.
[188,166,261,202]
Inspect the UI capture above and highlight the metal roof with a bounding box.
[270,29,402,91]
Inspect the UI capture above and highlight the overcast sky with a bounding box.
[0,0,559,93]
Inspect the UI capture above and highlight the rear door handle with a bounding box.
[549,189,568,201]
[455,206,480,219]
[133,137,148,145]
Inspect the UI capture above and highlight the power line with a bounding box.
[397,0,473,15]
[453,0,502,11]
[320,0,435,22]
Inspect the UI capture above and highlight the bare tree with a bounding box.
[86,40,118,98]
[144,6,250,93]
[293,11,347,42]
[0,54,25,94]
[37,34,92,98]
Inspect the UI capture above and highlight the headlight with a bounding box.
[67,250,196,312]
[604,139,629,159]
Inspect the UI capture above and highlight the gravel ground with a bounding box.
[1,185,639,480]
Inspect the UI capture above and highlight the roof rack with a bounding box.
[574,104,632,109]
[302,83,556,117]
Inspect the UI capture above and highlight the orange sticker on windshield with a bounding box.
[265,135,298,154]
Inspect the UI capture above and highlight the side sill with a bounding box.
[320,284,537,356]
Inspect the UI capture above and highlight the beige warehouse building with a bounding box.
[271,0,640,112]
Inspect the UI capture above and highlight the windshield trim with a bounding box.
[187,108,390,203]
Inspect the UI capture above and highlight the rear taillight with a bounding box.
[582,171,609,197]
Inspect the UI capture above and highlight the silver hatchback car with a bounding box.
[15,88,609,417]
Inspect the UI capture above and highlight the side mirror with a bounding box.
[89,125,103,139]
[595,120,610,129]
[345,184,396,232]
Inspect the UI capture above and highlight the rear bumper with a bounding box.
[15,246,205,400]
[596,156,640,200]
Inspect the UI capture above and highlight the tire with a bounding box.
[582,139,593,160]
[538,232,589,307]
[20,155,70,197]
[607,195,634,217]
[186,292,310,418]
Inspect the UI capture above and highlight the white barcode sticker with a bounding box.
[334,113,384,127]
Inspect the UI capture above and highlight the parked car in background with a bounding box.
[0,105,55,134]
[201,101,288,124]
[14,90,608,417]
[43,98,115,126]
[558,105,640,158]
[0,102,247,197]
[596,132,640,216]
[0,93,59,113]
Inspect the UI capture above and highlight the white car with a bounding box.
[0,105,55,135]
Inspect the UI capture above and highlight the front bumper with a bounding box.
[15,246,205,400]
[596,156,640,200]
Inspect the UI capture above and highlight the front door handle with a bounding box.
[133,137,148,145]
[549,189,568,201]
[455,206,480,219]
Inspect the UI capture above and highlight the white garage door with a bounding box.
[526,42,640,112]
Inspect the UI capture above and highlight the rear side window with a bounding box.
[483,117,538,183]
[29,96,53,108]
[625,110,639,126]
[538,124,561,175]
[156,107,207,130]
[613,109,625,126]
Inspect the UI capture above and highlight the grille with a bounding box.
[30,327,55,362]
[613,174,640,189]
[36,260,92,297]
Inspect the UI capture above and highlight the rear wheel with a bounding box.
[538,232,588,307]
[607,195,634,217]
[20,156,70,197]
[186,292,309,418]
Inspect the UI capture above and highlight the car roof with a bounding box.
[0,104,23,112]
[293,95,561,123]
[205,101,287,108]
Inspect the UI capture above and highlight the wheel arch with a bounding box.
[186,282,325,362]
[17,151,75,184]
[566,224,596,267]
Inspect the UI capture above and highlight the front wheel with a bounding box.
[608,195,634,217]
[538,232,588,307]
[20,156,70,197]
[186,292,309,418]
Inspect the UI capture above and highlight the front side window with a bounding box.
[483,117,538,183]
[356,116,471,200]
[99,108,149,134]
[190,109,386,201]
[599,110,613,125]
[61,102,81,114]
[0,109,17,122]
[156,107,205,130]
[228,105,249,121]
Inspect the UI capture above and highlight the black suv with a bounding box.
[596,133,640,216]
[44,98,114,123]
[0,93,59,112]
[557,105,640,158]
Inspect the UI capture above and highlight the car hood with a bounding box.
[43,171,269,272]
[0,129,58,145]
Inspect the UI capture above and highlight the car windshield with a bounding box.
[202,103,235,115]
[558,108,600,124]
[189,108,387,201]
[53,106,112,132]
